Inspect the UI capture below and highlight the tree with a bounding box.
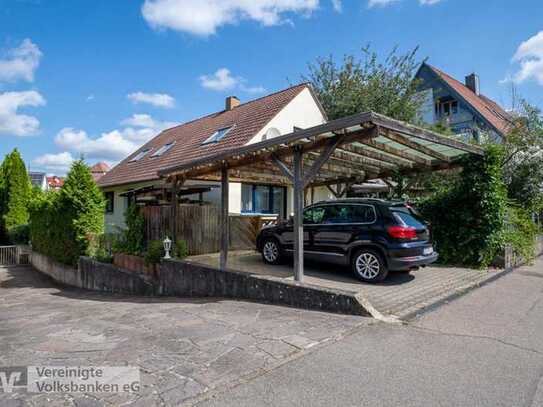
[302,45,425,122]
[59,159,105,260]
[501,100,543,211]
[0,149,32,242]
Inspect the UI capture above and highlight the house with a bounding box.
[46,176,64,190]
[90,162,110,182]
[29,172,48,191]
[415,63,513,142]
[98,84,329,231]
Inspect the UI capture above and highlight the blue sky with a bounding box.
[0,0,542,174]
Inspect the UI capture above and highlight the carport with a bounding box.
[158,111,483,283]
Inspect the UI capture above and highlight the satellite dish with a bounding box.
[263,127,281,141]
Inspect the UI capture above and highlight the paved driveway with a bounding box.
[0,265,368,406]
[188,251,504,319]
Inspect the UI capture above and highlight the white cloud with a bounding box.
[33,152,74,173]
[0,91,46,136]
[0,39,42,83]
[86,94,95,101]
[127,91,175,108]
[53,114,178,162]
[512,31,543,86]
[199,68,266,95]
[200,68,238,91]
[368,0,399,7]
[419,0,442,4]
[142,0,319,36]
[331,0,342,12]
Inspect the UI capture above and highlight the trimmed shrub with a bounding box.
[176,239,189,259]
[29,160,105,266]
[144,240,163,266]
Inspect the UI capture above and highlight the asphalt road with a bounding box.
[197,258,543,407]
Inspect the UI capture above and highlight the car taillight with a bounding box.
[388,226,417,239]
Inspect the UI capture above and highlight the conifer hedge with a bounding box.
[0,149,32,243]
[29,160,105,266]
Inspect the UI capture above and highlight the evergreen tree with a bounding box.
[59,159,105,261]
[0,149,32,241]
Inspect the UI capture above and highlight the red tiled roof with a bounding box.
[426,64,513,136]
[98,84,311,188]
[91,162,110,173]
[47,176,64,188]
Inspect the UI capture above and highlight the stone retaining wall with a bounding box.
[30,252,155,295]
[29,251,370,316]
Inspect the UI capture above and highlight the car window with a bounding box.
[321,204,376,224]
[303,207,325,224]
[349,205,376,223]
[392,210,426,229]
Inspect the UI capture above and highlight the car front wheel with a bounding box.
[352,249,388,283]
[261,238,283,265]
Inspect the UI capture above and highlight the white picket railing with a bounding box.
[0,246,21,265]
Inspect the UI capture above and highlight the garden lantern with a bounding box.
[163,236,172,259]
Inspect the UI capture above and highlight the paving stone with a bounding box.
[0,265,367,406]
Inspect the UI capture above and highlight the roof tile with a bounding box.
[98,84,309,187]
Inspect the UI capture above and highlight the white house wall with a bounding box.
[247,88,327,145]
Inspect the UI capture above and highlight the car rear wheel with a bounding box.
[261,238,283,265]
[352,249,388,283]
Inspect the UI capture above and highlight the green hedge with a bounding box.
[29,160,105,266]
[418,145,509,268]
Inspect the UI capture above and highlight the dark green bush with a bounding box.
[29,160,105,266]
[418,145,509,268]
[175,239,189,259]
[144,240,163,266]
[7,224,30,245]
[111,204,145,256]
[504,205,538,262]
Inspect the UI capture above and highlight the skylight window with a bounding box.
[129,148,151,162]
[151,142,175,157]
[202,126,234,145]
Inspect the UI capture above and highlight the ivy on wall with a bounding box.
[418,145,510,268]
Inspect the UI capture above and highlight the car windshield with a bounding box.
[392,207,426,229]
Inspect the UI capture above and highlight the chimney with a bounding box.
[465,73,480,95]
[225,96,240,111]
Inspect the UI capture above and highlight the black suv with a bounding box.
[256,199,437,283]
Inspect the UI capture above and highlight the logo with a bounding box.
[0,367,27,393]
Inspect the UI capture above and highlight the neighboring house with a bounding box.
[29,172,48,191]
[416,63,513,142]
[90,162,110,182]
[46,176,64,190]
[98,84,328,231]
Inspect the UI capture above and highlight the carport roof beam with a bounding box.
[157,111,483,186]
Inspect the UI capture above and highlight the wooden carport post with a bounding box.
[220,163,229,270]
[292,146,304,282]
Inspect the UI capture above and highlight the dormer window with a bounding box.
[151,142,175,157]
[202,126,234,145]
[129,148,151,162]
[435,99,458,117]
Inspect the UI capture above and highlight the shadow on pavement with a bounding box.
[0,265,222,305]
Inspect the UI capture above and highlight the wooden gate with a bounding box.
[142,205,275,255]
[0,246,19,265]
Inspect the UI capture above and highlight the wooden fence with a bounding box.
[0,246,25,265]
[142,205,276,255]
